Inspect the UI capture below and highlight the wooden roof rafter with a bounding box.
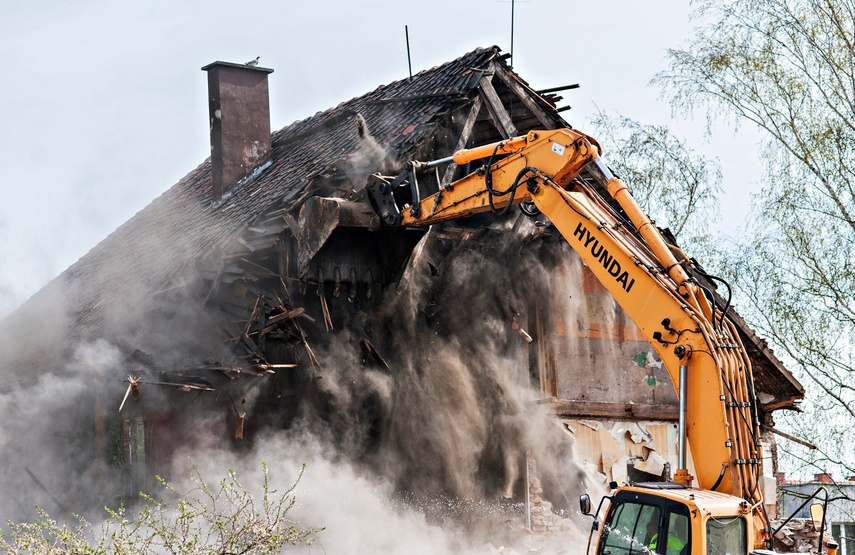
[490,61,560,129]
[476,73,519,139]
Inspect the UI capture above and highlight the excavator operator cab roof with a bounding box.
[621,483,749,517]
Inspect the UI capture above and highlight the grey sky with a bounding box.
[0,0,761,318]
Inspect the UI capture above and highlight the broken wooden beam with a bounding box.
[549,400,679,421]
[492,65,558,128]
[235,412,246,440]
[361,339,389,370]
[267,306,305,326]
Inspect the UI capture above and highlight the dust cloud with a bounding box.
[0,337,126,522]
[175,428,591,554]
[0,216,597,553]
[279,219,596,549]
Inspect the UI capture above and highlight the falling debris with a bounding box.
[135,377,215,392]
[235,412,247,439]
[118,375,140,412]
[361,339,389,370]
[512,315,533,343]
[319,294,333,332]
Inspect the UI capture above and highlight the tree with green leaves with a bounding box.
[655,0,855,478]
[588,111,723,251]
[0,462,322,554]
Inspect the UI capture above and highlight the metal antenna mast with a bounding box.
[499,0,528,67]
[405,25,413,79]
[510,0,515,67]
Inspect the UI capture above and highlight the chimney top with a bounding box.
[814,473,834,483]
[201,60,274,74]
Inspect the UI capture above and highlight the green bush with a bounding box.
[1,461,322,554]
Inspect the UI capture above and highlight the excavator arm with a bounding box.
[300,128,770,548]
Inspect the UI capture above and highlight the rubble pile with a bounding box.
[772,519,835,553]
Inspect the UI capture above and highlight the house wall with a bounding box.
[538,243,680,488]
[547,247,677,408]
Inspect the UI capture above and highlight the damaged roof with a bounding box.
[0,45,803,411]
[4,47,560,339]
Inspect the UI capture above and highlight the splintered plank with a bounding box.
[137,379,216,392]
[256,298,266,352]
[237,237,256,252]
[320,295,333,332]
[243,294,263,337]
[235,412,246,440]
[362,339,389,370]
[264,307,305,328]
[252,362,297,373]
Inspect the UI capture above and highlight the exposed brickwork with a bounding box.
[527,455,574,534]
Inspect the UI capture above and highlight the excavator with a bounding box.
[296,127,832,555]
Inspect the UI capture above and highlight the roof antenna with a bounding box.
[405,25,413,80]
[499,0,529,67]
[510,0,515,66]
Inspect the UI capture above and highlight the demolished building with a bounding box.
[0,46,804,534]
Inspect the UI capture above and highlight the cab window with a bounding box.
[661,506,690,555]
[706,516,746,555]
[602,501,662,555]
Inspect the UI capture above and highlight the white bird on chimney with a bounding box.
[245,56,260,67]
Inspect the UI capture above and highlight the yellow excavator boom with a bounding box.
[363,128,769,548]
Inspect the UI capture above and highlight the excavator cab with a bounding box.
[581,485,754,555]
[589,489,693,555]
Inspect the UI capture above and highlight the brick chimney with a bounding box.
[201,61,274,202]
[814,473,834,483]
